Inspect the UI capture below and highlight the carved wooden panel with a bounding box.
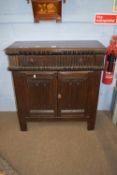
[31,0,62,22]
[8,53,104,71]
[58,72,89,117]
[25,72,57,117]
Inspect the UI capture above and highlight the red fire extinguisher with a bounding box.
[102,36,117,84]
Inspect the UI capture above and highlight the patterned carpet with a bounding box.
[0,156,18,175]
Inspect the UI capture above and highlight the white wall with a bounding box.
[0,0,116,111]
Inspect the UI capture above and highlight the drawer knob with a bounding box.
[58,93,62,99]
[33,74,36,78]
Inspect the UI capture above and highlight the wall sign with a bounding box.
[95,14,117,24]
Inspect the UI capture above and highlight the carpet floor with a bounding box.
[0,111,117,175]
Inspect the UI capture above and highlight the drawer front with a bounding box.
[9,53,104,71]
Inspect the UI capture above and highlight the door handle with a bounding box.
[58,93,62,99]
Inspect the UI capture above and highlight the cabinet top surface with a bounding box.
[5,40,106,54]
[6,40,105,49]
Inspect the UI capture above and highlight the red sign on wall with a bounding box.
[95,14,117,24]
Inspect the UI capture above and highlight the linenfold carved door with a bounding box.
[57,72,89,118]
[26,72,57,118]
[25,71,90,119]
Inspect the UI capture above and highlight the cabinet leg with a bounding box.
[87,118,96,130]
[19,121,27,131]
[17,112,27,131]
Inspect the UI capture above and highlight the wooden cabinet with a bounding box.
[31,0,62,22]
[5,40,106,131]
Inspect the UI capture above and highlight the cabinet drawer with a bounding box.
[9,54,104,71]
[58,71,89,79]
[22,71,57,79]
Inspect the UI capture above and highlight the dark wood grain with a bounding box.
[5,40,106,131]
[58,71,89,118]
[86,71,101,130]
[12,72,28,131]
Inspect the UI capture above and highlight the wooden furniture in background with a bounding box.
[5,40,106,131]
[31,0,62,22]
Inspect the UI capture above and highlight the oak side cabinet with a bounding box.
[5,41,106,131]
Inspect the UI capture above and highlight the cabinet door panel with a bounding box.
[58,72,89,117]
[25,72,57,118]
